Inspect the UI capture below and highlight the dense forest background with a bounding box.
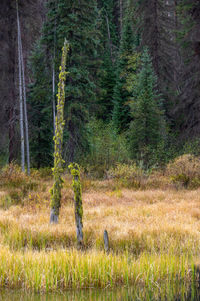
[1,0,200,174]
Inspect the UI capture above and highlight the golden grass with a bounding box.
[0,185,200,255]
[0,174,200,293]
[0,246,192,293]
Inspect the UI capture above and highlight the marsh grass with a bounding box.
[0,246,192,293]
[1,165,200,295]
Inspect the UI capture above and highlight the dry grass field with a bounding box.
[0,163,199,297]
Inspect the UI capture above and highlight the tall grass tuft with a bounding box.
[0,247,193,293]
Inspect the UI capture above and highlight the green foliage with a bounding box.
[112,17,137,132]
[50,41,69,216]
[45,0,101,162]
[98,53,116,120]
[128,48,166,168]
[28,0,101,165]
[84,119,130,177]
[183,138,200,156]
[0,151,9,168]
[107,163,145,188]
[97,0,118,120]
[28,42,53,168]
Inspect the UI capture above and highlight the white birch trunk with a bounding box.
[19,18,30,175]
[17,1,25,172]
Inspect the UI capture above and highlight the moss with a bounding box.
[50,40,69,217]
[68,163,83,223]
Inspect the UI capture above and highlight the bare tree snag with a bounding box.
[16,0,25,172]
[50,40,69,224]
[18,16,30,175]
[68,163,83,247]
[52,60,56,136]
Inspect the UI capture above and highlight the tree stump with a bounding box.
[50,209,58,224]
[104,229,109,254]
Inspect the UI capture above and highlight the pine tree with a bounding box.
[28,42,53,168]
[130,0,177,119]
[29,0,101,165]
[129,48,165,168]
[97,0,118,120]
[175,0,200,138]
[112,16,135,132]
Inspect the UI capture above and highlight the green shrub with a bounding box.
[84,119,130,176]
[166,154,200,188]
[107,163,146,188]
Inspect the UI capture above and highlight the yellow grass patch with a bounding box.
[0,176,200,293]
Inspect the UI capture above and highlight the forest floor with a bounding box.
[0,168,200,297]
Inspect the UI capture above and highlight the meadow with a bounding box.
[0,160,200,299]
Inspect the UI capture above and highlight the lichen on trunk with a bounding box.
[68,163,83,247]
[50,40,69,224]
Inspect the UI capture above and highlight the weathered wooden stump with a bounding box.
[50,209,58,224]
[104,229,109,254]
[69,163,83,248]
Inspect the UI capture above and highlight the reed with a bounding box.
[0,246,192,293]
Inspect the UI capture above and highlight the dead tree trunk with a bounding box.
[16,0,25,172]
[52,60,56,136]
[19,19,30,175]
[50,40,69,224]
[69,163,83,247]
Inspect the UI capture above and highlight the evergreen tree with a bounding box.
[98,53,116,120]
[112,16,135,132]
[28,42,53,168]
[130,0,177,121]
[97,0,118,120]
[29,0,101,165]
[175,0,200,138]
[129,49,165,168]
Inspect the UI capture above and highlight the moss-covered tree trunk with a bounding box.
[50,40,69,224]
[69,163,83,247]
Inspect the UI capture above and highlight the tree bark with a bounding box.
[103,229,109,254]
[52,60,56,135]
[52,8,57,136]
[8,105,15,163]
[50,208,58,224]
[69,163,83,247]
[19,18,30,175]
[50,40,69,223]
[17,0,25,172]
